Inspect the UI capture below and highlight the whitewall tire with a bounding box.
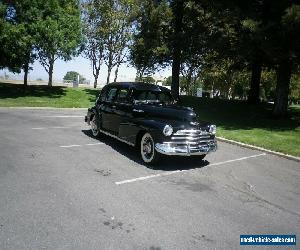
[140,133,160,164]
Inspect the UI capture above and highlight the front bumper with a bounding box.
[155,140,217,156]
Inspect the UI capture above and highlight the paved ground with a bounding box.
[0,108,299,250]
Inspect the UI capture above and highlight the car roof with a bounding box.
[106,82,171,92]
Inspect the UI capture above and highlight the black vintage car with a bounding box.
[85,82,217,164]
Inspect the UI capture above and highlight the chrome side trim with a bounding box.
[99,129,135,147]
[133,109,144,113]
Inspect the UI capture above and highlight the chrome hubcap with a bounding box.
[142,137,153,159]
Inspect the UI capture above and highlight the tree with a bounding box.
[270,3,300,117]
[135,75,155,84]
[36,0,82,86]
[0,0,38,85]
[82,0,106,88]
[83,0,135,87]
[290,72,300,104]
[218,0,300,116]
[170,0,184,99]
[130,0,171,78]
[179,1,214,96]
[63,71,85,84]
[103,0,135,84]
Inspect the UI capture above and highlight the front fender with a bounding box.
[119,119,171,145]
[137,119,167,131]
[134,119,173,143]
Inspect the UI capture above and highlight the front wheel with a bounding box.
[140,133,160,164]
[90,114,101,137]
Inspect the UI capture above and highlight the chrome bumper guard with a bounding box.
[155,140,217,156]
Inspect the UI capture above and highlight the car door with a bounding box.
[100,86,118,132]
[114,87,134,138]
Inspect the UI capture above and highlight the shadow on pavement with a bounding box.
[82,129,209,171]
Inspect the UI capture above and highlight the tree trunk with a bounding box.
[106,66,112,85]
[23,62,29,87]
[114,64,120,82]
[248,56,262,104]
[48,58,54,87]
[139,69,144,79]
[23,51,31,87]
[93,68,99,88]
[272,60,291,118]
[171,0,184,99]
[186,68,193,96]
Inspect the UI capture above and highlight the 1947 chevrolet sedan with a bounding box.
[85,82,217,164]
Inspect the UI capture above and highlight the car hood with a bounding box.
[133,103,210,128]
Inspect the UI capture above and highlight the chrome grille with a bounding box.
[170,129,214,146]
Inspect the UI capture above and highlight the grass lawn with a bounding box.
[179,96,300,157]
[1,82,299,157]
[0,82,99,108]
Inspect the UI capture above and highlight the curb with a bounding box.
[217,136,300,163]
[0,107,88,110]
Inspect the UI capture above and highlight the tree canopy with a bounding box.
[0,0,82,86]
[1,0,299,117]
[130,0,300,117]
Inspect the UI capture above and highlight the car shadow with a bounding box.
[81,129,210,171]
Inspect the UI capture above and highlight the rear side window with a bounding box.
[106,88,118,102]
[116,88,129,103]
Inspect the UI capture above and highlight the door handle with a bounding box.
[111,105,116,109]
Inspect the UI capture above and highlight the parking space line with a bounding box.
[115,153,266,185]
[32,126,75,130]
[60,142,104,148]
[41,115,83,118]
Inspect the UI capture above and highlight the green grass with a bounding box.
[179,96,300,157]
[1,82,299,157]
[0,82,99,108]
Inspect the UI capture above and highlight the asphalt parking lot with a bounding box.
[0,108,299,250]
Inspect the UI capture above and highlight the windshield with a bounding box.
[133,90,174,104]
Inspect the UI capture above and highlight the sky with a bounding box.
[0,56,171,88]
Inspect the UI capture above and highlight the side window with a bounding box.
[116,88,129,103]
[135,91,147,100]
[158,92,172,102]
[147,92,157,100]
[99,87,107,102]
[106,88,118,102]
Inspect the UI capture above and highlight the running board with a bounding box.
[99,129,135,147]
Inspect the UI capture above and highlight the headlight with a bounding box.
[163,125,173,136]
[209,125,216,134]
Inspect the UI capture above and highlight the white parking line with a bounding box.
[60,142,104,148]
[41,115,83,118]
[115,153,266,185]
[32,126,75,130]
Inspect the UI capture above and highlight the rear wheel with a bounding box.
[90,114,100,137]
[140,133,160,164]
